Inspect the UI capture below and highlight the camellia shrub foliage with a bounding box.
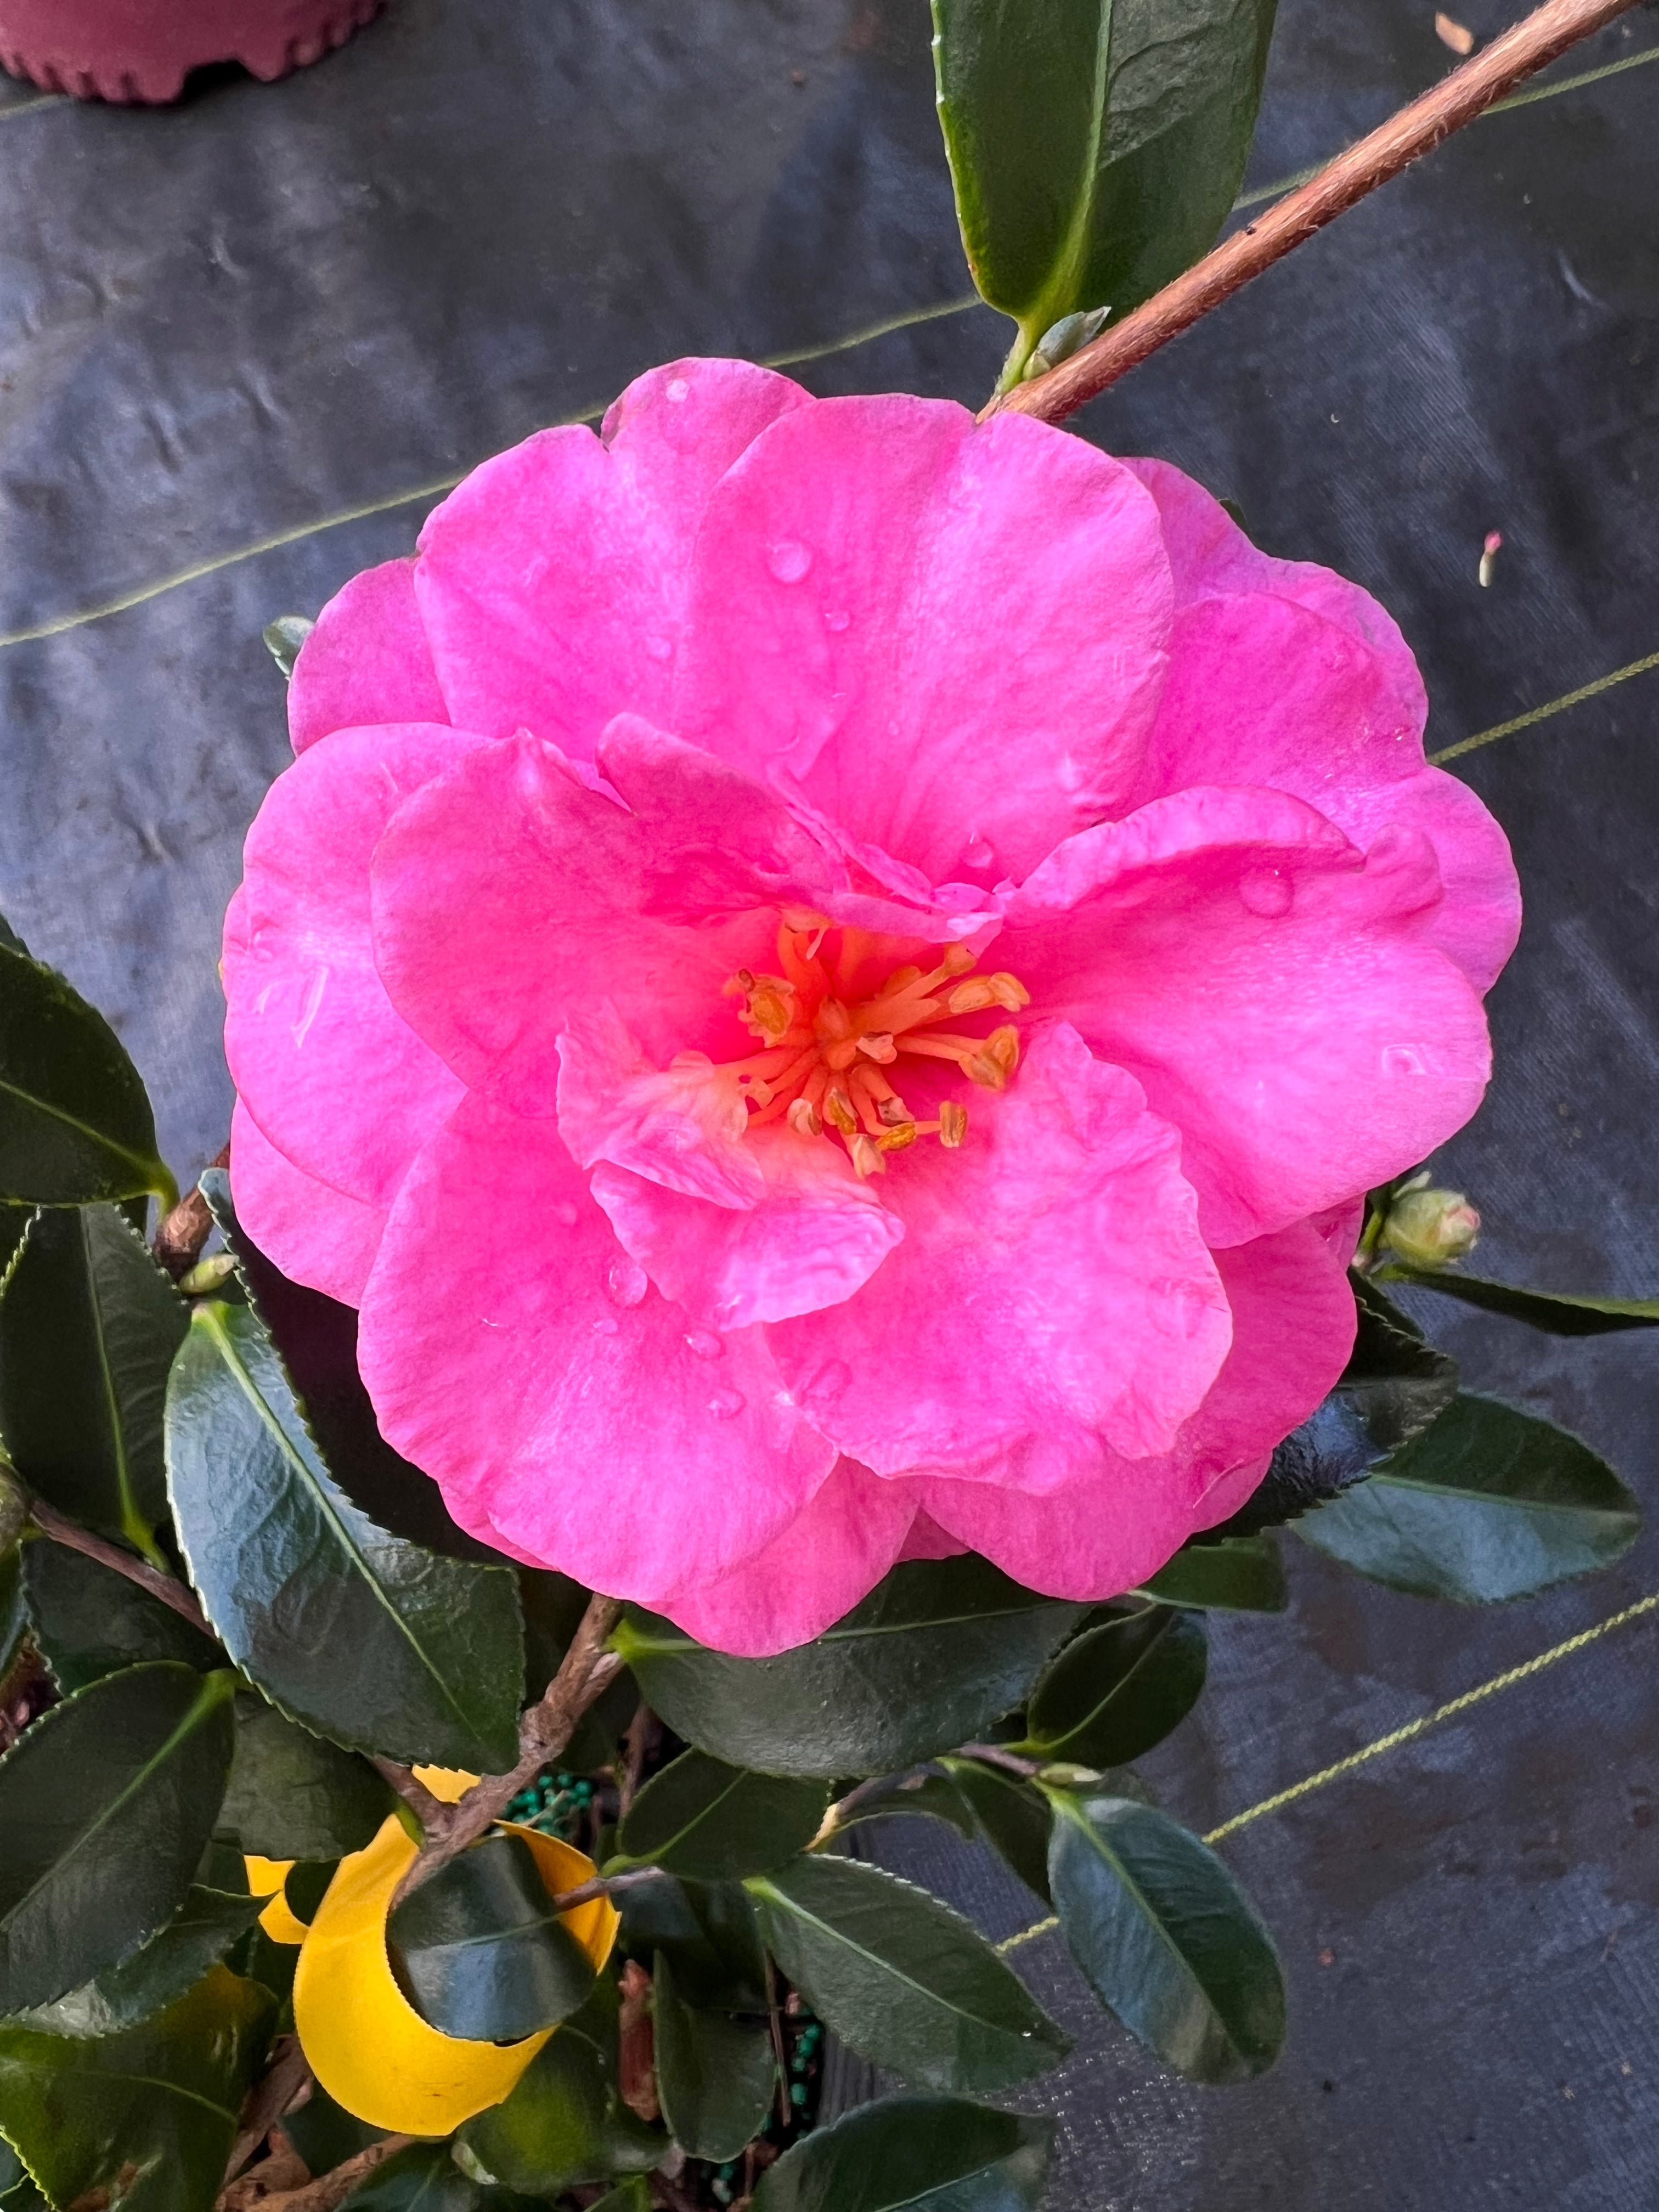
[0,1,1654,2208]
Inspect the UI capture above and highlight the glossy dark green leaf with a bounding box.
[456,1978,663,2193]
[754,2094,1052,2212]
[0,1964,273,2211]
[587,2182,652,2212]
[1045,1790,1284,2082]
[338,2143,488,2209]
[0,1551,26,1685]
[387,1832,596,2042]
[166,1299,523,1769]
[8,1876,261,2038]
[202,1173,502,1565]
[1295,1391,1640,1602]
[612,1751,830,1881]
[221,1691,396,1861]
[0,1204,188,1559]
[1209,1278,1460,1538]
[937,1758,1054,1905]
[0,1207,30,1295]
[652,1948,775,2161]
[0,945,174,1208]
[278,2079,382,2175]
[0,1661,236,2012]
[620,1877,770,2011]
[616,1560,1082,1780]
[1135,1534,1286,1612]
[20,1538,219,1692]
[1016,1605,1205,1766]
[932,0,1278,383]
[1384,1264,1659,1335]
[745,1856,1068,2094]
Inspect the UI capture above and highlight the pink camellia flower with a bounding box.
[223,358,1520,1656]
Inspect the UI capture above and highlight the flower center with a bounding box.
[719,925,1029,1178]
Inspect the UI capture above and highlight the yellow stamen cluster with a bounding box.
[717,926,1029,1177]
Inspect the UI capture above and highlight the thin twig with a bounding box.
[619,1699,655,1817]
[957,1743,1042,1779]
[27,1496,212,1634]
[391,1592,625,1903]
[222,2037,312,2185]
[992,0,1641,424]
[219,2136,414,2212]
[154,1142,230,1278]
[368,1755,450,1831]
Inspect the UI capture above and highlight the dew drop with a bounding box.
[684,1328,724,1361]
[768,539,812,584]
[644,633,673,662]
[707,1387,747,1420]
[962,831,995,870]
[1380,1044,1426,1077]
[1239,868,1293,918]
[1055,754,1089,793]
[800,1358,852,1410]
[823,607,851,633]
[665,376,691,403]
[552,1199,580,1227]
[605,1256,649,1308]
[591,1315,619,1337]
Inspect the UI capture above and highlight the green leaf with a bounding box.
[1044,1790,1284,2082]
[7,1876,262,2038]
[263,615,315,682]
[0,1205,188,1561]
[20,1538,219,1692]
[456,1979,663,2193]
[0,944,174,1207]
[612,1751,830,1881]
[165,1299,523,1770]
[1015,1605,1205,1766]
[278,2080,382,2175]
[1135,1534,1286,1612]
[753,2094,1052,2212]
[619,1877,770,2011]
[1209,1278,1460,1538]
[1294,1391,1641,1602]
[939,1759,1054,1905]
[0,1964,273,2211]
[221,1691,396,1861]
[337,2143,487,2208]
[616,1560,1082,1780]
[588,2182,653,2212]
[0,1553,26,1686]
[744,1857,1069,2094]
[652,1948,775,2162]
[387,1832,596,2042]
[0,1661,236,2013]
[931,0,1279,385]
[1384,1265,1659,1335]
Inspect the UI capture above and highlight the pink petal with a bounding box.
[224,724,479,1207]
[770,1023,1231,1485]
[672,396,1171,885]
[413,360,809,758]
[1007,785,1492,1246]
[896,1509,968,1563]
[919,1219,1355,1599]
[658,1457,921,1657]
[1132,588,1520,994]
[356,1093,836,1603]
[590,1139,904,1330]
[370,729,775,1118]
[557,1001,764,1210]
[229,1099,386,1307]
[287,559,450,755]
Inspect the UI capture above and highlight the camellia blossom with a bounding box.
[223,357,1520,1656]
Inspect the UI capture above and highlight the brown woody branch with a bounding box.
[154,1141,230,1278]
[27,1496,213,1634]
[221,2135,414,2212]
[992,0,1642,426]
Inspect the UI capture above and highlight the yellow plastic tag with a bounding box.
[244,1853,311,1946]
[292,1813,618,2134]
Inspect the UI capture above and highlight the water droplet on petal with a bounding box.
[1239,868,1294,918]
[1380,1044,1427,1077]
[823,607,850,633]
[962,831,995,870]
[707,1387,747,1420]
[644,634,673,662]
[768,539,812,584]
[665,376,690,403]
[552,1199,580,1227]
[1055,754,1089,793]
[684,1328,724,1361]
[606,1256,649,1308]
[800,1358,852,1410]
[591,1315,619,1337]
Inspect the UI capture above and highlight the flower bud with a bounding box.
[1381,1175,1480,1267]
[1023,305,1111,380]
